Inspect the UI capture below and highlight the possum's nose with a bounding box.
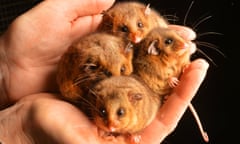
[176,40,190,50]
[132,36,142,43]
[182,43,189,49]
[108,121,120,132]
[109,126,116,132]
[130,33,142,43]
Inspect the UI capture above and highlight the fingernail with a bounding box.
[195,59,209,69]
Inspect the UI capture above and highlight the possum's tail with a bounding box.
[188,103,209,142]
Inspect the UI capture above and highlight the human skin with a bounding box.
[0,0,209,143]
[0,0,115,105]
[0,59,208,144]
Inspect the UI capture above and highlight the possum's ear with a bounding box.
[128,91,143,104]
[148,40,160,55]
[144,4,151,15]
[98,11,113,31]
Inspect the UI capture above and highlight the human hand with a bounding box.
[0,58,208,144]
[0,0,115,104]
[139,58,209,143]
[0,93,126,144]
[137,25,208,143]
[0,0,209,143]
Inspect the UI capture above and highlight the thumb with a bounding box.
[70,14,103,40]
[59,0,115,39]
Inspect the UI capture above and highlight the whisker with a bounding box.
[88,89,103,112]
[102,22,113,28]
[197,32,224,37]
[195,48,217,66]
[195,41,226,58]
[192,15,212,30]
[163,14,179,23]
[75,90,100,115]
[184,0,195,26]
[73,75,91,86]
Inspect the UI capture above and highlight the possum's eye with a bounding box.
[165,38,173,45]
[117,107,125,117]
[84,63,98,72]
[89,64,98,70]
[104,69,112,77]
[120,25,129,32]
[99,107,107,118]
[137,21,144,28]
[84,58,99,71]
[120,65,126,74]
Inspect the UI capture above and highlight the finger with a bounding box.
[30,93,128,144]
[169,25,197,40]
[174,59,209,101]
[41,0,115,40]
[140,59,209,143]
[159,59,209,127]
[70,14,103,40]
[46,0,115,17]
[29,93,100,143]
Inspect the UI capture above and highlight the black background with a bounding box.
[0,0,235,143]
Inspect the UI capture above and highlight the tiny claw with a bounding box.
[168,77,179,88]
[128,134,142,144]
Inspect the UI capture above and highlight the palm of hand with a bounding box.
[2,1,103,101]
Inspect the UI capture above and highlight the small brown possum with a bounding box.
[56,32,134,104]
[88,75,161,143]
[97,1,168,44]
[133,27,191,98]
[133,27,209,142]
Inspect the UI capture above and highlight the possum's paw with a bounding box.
[128,134,141,144]
[168,77,179,88]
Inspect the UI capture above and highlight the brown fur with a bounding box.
[133,27,210,142]
[89,75,160,134]
[98,1,168,43]
[56,32,134,104]
[133,27,191,100]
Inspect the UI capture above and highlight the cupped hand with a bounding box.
[0,93,126,144]
[0,58,208,144]
[0,0,115,103]
[0,0,210,143]
[140,58,209,143]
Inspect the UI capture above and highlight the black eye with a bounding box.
[88,64,98,70]
[84,58,99,71]
[120,65,126,74]
[104,69,112,77]
[99,107,107,118]
[137,21,143,28]
[117,108,125,117]
[165,38,173,45]
[84,63,98,72]
[121,25,129,32]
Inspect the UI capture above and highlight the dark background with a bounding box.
[0,0,234,143]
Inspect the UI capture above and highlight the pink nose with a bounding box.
[109,126,116,132]
[131,33,142,43]
[108,120,120,132]
[182,43,189,49]
[133,36,142,43]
